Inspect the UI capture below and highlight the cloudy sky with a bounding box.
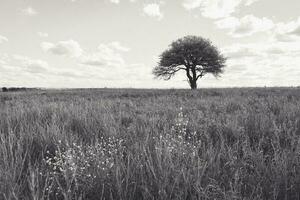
[0,0,300,88]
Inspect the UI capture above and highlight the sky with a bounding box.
[0,0,300,88]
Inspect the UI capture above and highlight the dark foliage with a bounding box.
[1,87,40,92]
[153,36,226,89]
[2,87,8,92]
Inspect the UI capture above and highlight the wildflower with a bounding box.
[43,136,125,194]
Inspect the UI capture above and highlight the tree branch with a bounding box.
[196,71,205,80]
[153,65,187,80]
[186,67,192,81]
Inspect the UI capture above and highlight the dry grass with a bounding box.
[0,88,300,200]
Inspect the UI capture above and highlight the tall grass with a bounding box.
[0,88,300,199]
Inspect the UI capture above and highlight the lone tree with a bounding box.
[2,87,8,92]
[153,36,226,89]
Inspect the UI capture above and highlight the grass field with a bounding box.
[0,88,300,200]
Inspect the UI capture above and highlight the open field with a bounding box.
[0,88,300,200]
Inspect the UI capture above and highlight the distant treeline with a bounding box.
[1,87,40,92]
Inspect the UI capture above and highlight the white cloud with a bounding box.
[143,3,163,20]
[109,41,130,52]
[244,0,259,6]
[201,0,242,19]
[20,6,38,16]
[41,40,83,57]
[80,42,129,67]
[38,38,138,85]
[25,60,49,74]
[37,32,49,38]
[216,15,274,37]
[222,42,300,59]
[78,42,151,82]
[12,55,50,74]
[108,0,138,3]
[182,0,260,19]
[222,44,259,59]
[40,40,132,71]
[0,54,9,66]
[273,34,297,42]
[273,17,300,42]
[121,63,152,80]
[0,53,96,88]
[0,59,5,65]
[215,15,300,41]
[183,0,202,10]
[220,41,300,86]
[110,0,120,3]
[1,40,147,87]
[0,35,8,43]
[73,0,136,3]
[183,0,300,43]
[291,26,300,36]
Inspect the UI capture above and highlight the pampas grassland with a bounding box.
[0,88,300,200]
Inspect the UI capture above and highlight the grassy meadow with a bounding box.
[0,88,300,200]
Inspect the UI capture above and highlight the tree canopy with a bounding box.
[153,35,226,89]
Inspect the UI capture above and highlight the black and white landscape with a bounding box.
[0,0,300,199]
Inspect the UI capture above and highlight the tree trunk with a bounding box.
[190,66,197,90]
[190,79,197,90]
[186,66,198,90]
